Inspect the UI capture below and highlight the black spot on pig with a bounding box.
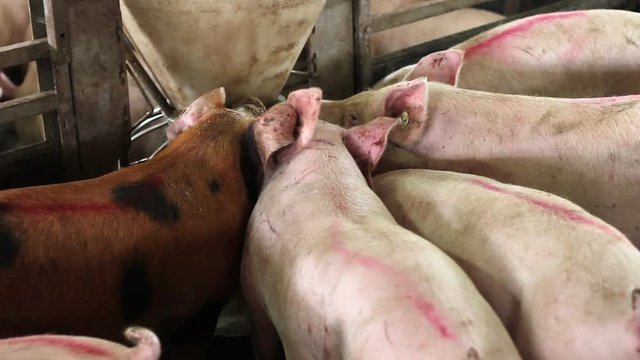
[0,203,19,268]
[625,35,640,48]
[240,124,261,204]
[112,178,180,224]
[552,120,580,135]
[208,178,221,195]
[467,347,480,359]
[120,256,152,321]
[631,289,640,310]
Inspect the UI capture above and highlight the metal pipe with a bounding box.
[131,110,164,135]
[122,30,179,119]
[130,121,169,141]
[371,0,493,33]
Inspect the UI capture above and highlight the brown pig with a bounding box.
[0,87,260,358]
[0,327,160,360]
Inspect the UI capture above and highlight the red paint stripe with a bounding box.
[1,336,112,357]
[465,11,585,57]
[3,176,166,216]
[331,225,457,340]
[471,179,622,239]
[6,202,118,215]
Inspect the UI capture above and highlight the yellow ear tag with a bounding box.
[399,111,410,128]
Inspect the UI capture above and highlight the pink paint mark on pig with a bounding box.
[7,203,118,215]
[330,224,457,340]
[1,336,112,356]
[471,179,623,239]
[465,11,586,58]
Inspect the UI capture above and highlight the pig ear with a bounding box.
[286,87,322,151]
[405,49,464,86]
[166,87,226,139]
[253,88,321,177]
[383,78,428,146]
[343,116,398,186]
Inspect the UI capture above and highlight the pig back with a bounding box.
[454,10,640,97]
[374,169,640,359]
[0,120,254,344]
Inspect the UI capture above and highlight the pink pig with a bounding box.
[241,88,521,359]
[0,327,160,360]
[374,9,640,98]
[374,169,640,360]
[320,77,640,247]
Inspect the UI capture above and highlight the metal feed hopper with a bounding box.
[120,0,326,109]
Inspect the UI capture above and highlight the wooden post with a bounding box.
[353,0,372,92]
[42,0,81,178]
[66,0,129,178]
[308,0,355,100]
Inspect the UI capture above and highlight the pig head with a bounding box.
[253,88,399,185]
[320,78,428,149]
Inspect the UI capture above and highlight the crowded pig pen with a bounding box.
[0,0,640,358]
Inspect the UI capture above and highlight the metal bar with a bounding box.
[131,110,164,135]
[0,139,60,168]
[308,0,355,100]
[30,0,61,160]
[44,0,81,178]
[0,91,58,125]
[371,0,631,84]
[122,30,179,118]
[353,0,372,93]
[503,0,521,15]
[126,63,154,110]
[0,39,49,69]
[130,121,168,142]
[371,0,493,33]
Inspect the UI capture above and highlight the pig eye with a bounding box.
[347,113,359,125]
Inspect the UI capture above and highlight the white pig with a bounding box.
[373,169,640,360]
[320,77,640,246]
[373,9,640,97]
[241,88,521,359]
[0,326,160,360]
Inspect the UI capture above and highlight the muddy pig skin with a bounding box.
[0,88,260,358]
[373,169,640,360]
[241,88,521,360]
[0,327,160,360]
[374,9,640,97]
[320,77,640,246]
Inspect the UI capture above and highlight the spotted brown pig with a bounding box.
[0,87,260,358]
